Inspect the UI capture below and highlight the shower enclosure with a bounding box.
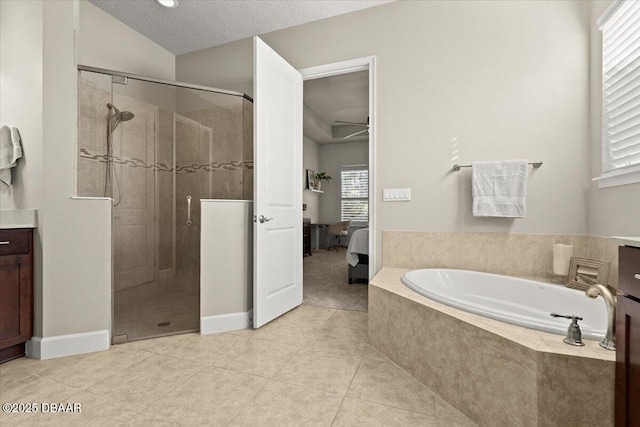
[77,66,253,343]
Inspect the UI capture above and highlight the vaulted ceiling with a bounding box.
[88,0,393,55]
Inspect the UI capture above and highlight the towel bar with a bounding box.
[452,161,543,172]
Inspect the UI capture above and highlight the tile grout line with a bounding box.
[329,355,364,426]
[126,363,207,423]
[224,377,271,425]
[269,341,307,380]
[356,355,476,424]
[84,351,208,421]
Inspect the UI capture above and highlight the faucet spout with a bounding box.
[585,284,616,351]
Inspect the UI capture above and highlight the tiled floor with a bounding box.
[0,305,477,426]
[114,272,200,341]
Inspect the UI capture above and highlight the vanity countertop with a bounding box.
[0,209,37,229]
[612,236,640,248]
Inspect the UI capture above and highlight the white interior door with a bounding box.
[253,36,303,328]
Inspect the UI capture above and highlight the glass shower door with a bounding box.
[78,69,249,342]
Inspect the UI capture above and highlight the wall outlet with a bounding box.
[383,188,411,201]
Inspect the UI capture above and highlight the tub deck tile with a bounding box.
[369,267,615,427]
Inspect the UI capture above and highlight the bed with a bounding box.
[346,228,369,284]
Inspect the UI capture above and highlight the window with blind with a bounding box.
[599,0,640,185]
[341,167,368,222]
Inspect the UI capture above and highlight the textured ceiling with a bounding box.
[88,0,393,55]
[304,71,369,144]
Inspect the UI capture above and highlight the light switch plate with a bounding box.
[383,188,411,201]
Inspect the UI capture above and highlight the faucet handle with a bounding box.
[550,313,583,321]
[550,313,585,347]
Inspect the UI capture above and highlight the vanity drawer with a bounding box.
[619,246,640,298]
[0,229,31,256]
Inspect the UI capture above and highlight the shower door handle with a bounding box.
[186,196,192,226]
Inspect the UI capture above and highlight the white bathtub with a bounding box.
[401,269,608,340]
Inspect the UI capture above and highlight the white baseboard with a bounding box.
[201,311,252,335]
[26,330,110,360]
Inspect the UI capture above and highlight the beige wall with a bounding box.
[588,0,640,238]
[303,136,320,222]
[0,0,109,339]
[0,0,105,339]
[0,0,45,335]
[78,0,175,80]
[318,141,368,224]
[201,201,253,318]
[0,1,43,212]
[177,38,252,97]
[39,0,112,339]
[177,0,593,271]
[0,0,179,343]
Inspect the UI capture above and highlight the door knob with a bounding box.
[258,215,273,223]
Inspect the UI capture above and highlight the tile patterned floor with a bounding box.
[114,273,200,341]
[0,306,477,427]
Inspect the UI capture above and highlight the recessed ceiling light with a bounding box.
[155,0,178,8]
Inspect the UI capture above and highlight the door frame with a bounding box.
[298,56,377,279]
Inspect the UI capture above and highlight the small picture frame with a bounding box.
[566,257,610,291]
[306,169,315,190]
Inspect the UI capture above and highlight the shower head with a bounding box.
[107,103,135,133]
[107,103,135,122]
[119,111,135,122]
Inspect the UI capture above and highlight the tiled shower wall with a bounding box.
[78,77,110,197]
[174,99,252,272]
[78,76,253,289]
[382,231,620,288]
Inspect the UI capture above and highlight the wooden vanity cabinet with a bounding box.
[0,229,34,364]
[616,245,640,427]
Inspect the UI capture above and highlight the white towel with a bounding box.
[0,126,23,187]
[472,160,528,218]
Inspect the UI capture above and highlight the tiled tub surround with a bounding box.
[369,268,615,427]
[382,231,621,288]
[588,235,620,288]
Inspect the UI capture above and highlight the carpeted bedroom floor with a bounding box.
[303,247,368,312]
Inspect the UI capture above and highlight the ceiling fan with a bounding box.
[334,117,369,139]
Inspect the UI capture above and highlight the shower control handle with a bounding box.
[258,215,273,223]
[550,313,582,321]
[0,241,9,245]
[186,196,192,226]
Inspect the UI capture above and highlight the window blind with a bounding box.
[602,0,640,173]
[341,168,368,222]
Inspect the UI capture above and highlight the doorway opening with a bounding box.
[300,58,375,312]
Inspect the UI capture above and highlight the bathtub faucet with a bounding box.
[585,284,616,351]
